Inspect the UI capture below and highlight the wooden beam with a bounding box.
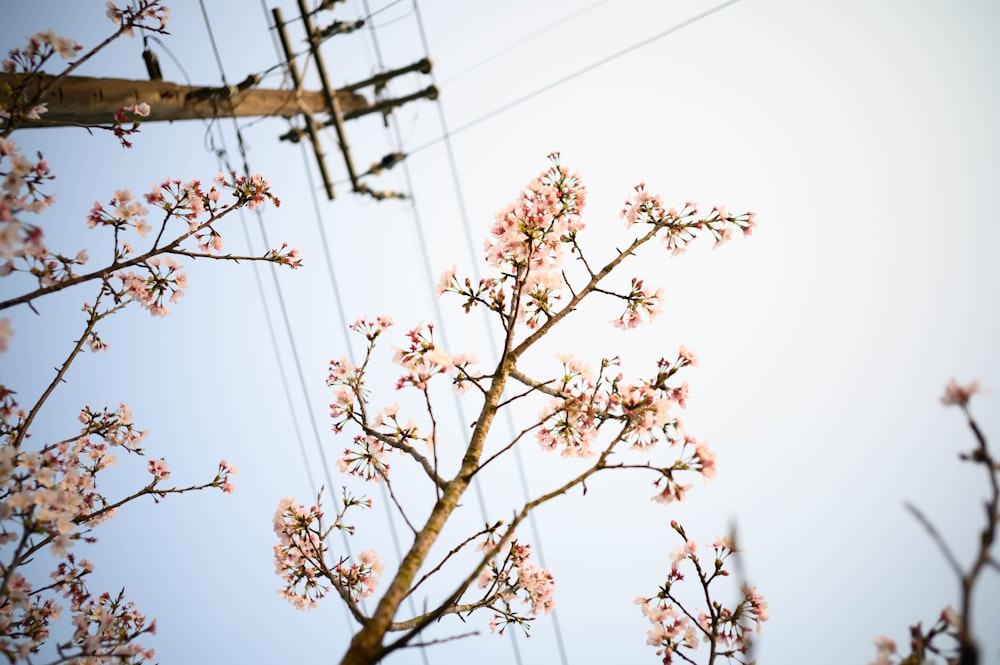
[0,73,368,127]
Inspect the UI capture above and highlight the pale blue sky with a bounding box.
[3,1,999,663]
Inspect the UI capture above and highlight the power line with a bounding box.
[249,0,407,82]
[137,4,322,509]
[439,0,611,86]
[408,0,743,155]
[198,0,354,600]
[258,0,411,632]
[198,0,230,86]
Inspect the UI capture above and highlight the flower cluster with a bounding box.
[536,348,704,471]
[337,435,390,482]
[638,522,768,664]
[0,138,58,287]
[536,354,602,457]
[1,29,80,77]
[476,538,555,635]
[327,355,365,434]
[291,156,756,660]
[867,606,961,665]
[325,317,481,483]
[613,277,664,330]
[110,256,186,318]
[439,157,753,348]
[438,154,587,330]
[648,432,718,505]
[105,1,170,36]
[272,491,375,610]
[1,564,157,664]
[272,497,331,610]
[484,152,586,275]
[1,397,236,661]
[620,184,756,255]
[0,8,294,662]
[392,323,477,391]
[263,243,302,269]
[141,172,280,248]
[2,164,291,301]
[109,103,151,148]
[88,188,150,237]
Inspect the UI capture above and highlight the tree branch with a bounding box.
[361,425,446,490]
[904,502,964,579]
[0,201,248,312]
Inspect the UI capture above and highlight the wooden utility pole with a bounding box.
[0,72,368,127]
[1,2,438,201]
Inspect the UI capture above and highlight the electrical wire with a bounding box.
[200,0,347,508]
[198,1,360,633]
[134,3,321,506]
[369,9,414,30]
[439,0,610,86]
[249,0,407,83]
[262,0,423,645]
[407,0,743,155]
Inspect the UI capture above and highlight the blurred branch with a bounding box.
[905,502,963,579]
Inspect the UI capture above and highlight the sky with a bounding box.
[3,0,1000,663]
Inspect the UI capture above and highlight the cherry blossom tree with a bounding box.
[2,4,769,664]
[0,3,297,661]
[271,153,765,664]
[866,380,997,665]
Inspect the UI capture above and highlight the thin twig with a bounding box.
[382,477,418,536]
[403,522,500,601]
[905,502,964,579]
[12,288,110,449]
[396,631,479,649]
[361,425,446,490]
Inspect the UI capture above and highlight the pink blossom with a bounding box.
[742,584,769,632]
[436,264,456,295]
[147,457,169,481]
[671,539,697,562]
[941,378,979,407]
[483,156,586,275]
[476,567,494,589]
[671,381,689,408]
[693,440,717,480]
[25,103,47,120]
[613,278,663,330]
[678,345,698,367]
[652,482,691,504]
[0,317,12,357]
[620,183,664,227]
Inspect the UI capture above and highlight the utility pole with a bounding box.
[271,3,437,199]
[1,2,438,201]
[0,72,367,127]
